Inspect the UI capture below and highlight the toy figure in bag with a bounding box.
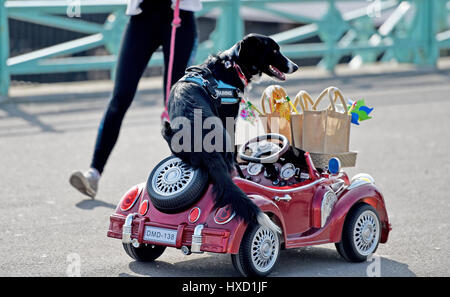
[266,85,292,121]
[259,85,297,143]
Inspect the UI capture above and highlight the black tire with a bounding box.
[147,156,209,213]
[231,222,280,277]
[335,240,350,261]
[122,243,166,262]
[335,203,381,262]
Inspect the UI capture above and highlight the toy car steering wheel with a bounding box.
[238,133,290,164]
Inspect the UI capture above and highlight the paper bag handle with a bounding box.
[293,90,315,112]
[312,86,347,113]
[329,87,347,111]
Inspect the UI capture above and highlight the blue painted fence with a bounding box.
[0,0,449,98]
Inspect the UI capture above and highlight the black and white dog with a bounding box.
[162,34,298,231]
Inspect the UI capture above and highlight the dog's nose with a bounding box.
[289,62,299,73]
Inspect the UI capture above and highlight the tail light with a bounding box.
[139,199,149,216]
[214,205,235,225]
[188,207,201,223]
[120,186,141,211]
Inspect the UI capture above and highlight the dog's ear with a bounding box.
[238,34,274,61]
[240,34,263,53]
[234,42,243,59]
[236,34,256,61]
[236,37,252,58]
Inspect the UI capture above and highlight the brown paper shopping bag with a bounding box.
[259,85,293,143]
[300,86,351,153]
[290,90,315,149]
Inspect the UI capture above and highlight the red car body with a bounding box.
[107,152,391,258]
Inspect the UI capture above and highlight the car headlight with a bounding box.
[351,173,375,184]
[321,190,337,228]
[348,173,375,190]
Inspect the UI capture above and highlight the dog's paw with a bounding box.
[257,212,281,234]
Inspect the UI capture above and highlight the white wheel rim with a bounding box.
[152,157,194,196]
[353,210,380,256]
[251,226,279,273]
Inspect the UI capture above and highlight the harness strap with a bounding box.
[179,67,242,106]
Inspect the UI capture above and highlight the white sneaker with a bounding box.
[69,168,100,199]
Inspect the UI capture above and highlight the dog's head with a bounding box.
[232,34,298,81]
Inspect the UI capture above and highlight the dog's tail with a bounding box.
[162,121,280,233]
[202,155,281,234]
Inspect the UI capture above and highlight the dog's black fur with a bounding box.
[162,34,298,228]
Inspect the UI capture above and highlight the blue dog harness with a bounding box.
[179,66,242,105]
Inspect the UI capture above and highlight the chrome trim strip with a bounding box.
[288,239,330,246]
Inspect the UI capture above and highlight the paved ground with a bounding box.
[1,61,449,277]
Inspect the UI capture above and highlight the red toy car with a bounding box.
[107,133,391,276]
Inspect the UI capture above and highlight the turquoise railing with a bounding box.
[1,0,449,98]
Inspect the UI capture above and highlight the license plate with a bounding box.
[143,226,177,245]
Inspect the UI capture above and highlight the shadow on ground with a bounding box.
[119,246,415,277]
[0,92,162,138]
[75,199,117,210]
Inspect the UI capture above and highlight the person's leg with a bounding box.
[90,12,163,174]
[162,9,198,102]
[70,7,164,198]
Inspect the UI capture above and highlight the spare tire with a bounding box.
[146,156,209,213]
